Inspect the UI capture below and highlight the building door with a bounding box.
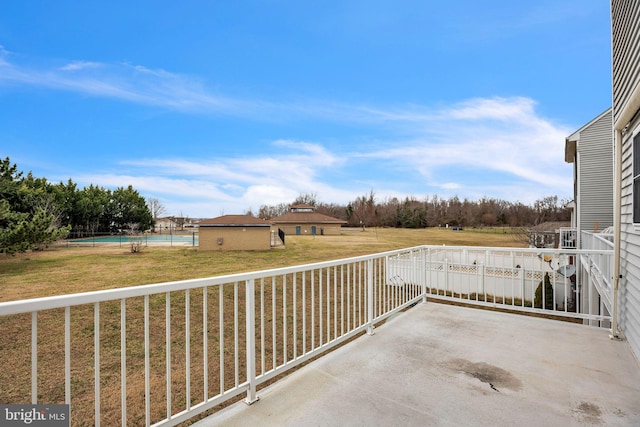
[296,226,301,235]
[311,226,317,235]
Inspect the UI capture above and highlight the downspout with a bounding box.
[611,128,622,339]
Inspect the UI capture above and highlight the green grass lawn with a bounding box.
[0,227,526,302]
[0,226,527,425]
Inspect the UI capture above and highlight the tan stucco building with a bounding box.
[271,204,346,236]
[198,215,272,251]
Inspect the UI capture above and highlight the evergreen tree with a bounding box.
[0,157,70,254]
[110,186,154,232]
[534,272,555,310]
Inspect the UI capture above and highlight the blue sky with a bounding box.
[1,1,612,218]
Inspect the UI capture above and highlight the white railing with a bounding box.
[0,245,613,426]
[579,231,614,316]
[581,230,614,251]
[559,227,577,249]
[388,246,613,324]
[0,248,424,427]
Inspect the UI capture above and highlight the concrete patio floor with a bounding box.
[195,302,640,427]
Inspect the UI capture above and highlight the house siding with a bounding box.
[575,110,614,236]
[613,0,640,361]
[612,1,640,126]
[199,226,271,251]
[277,223,342,236]
[620,121,640,358]
[271,208,346,236]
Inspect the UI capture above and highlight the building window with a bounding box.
[635,133,640,223]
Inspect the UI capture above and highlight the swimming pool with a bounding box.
[68,234,199,246]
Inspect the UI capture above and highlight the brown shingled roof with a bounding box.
[271,212,347,224]
[198,215,272,227]
[530,221,571,232]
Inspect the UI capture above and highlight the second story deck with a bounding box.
[0,243,634,426]
[196,302,640,427]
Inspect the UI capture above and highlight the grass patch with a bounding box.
[0,227,526,425]
[0,227,524,302]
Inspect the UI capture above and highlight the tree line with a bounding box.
[257,192,571,228]
[1,157,153,254]
[2,155,571,254]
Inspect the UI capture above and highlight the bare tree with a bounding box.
[250,192,570,229]
[147,197,167,220]
[258,203,289,219]
[315,202,347,220]
[174,211,189,231]
[346,191,377,228]
[292,193,318,206]
[376,197,400,227]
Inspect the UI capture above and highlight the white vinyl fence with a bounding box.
[387,246,613,324]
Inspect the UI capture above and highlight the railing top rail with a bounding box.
[0,244,612,316]
[0,246,422,316]
[581,230,614,247]
[420,245,612,255]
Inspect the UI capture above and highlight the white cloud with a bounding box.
[243,185,299,209]
[59,61,103,71]
[62,95,572,217]
[0,45,10,66]
[359,96,571,194]
[439,183,461,190]
[446,96,537,121]
[1,51,573,215]
[0,56,245,113]
[83,140,351,216]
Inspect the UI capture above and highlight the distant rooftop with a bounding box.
[272,204,347,224]
[290,203,315,212]
[198,214,272,227]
